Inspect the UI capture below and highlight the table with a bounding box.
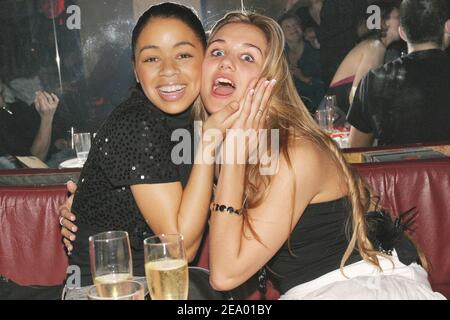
[63,267,231,300]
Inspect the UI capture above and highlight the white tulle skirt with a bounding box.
[279,252,446,300]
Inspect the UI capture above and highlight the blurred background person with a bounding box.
[318,0,368,87]
[295,0,323,49]
[0,78,60,167]
[320,1,400,119]
[347,0,450,148]
[279,13,325,114]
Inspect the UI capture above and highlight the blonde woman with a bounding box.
[203,11,444,300]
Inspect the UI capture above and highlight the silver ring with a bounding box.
[59,216,64,227]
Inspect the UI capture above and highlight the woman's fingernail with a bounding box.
[70,215,75,221]
[249,89,255,96]
[70,235,76,241]
[72,226,77,232]
[270,79,277,86]
[264,80,270,86]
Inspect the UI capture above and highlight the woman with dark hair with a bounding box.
[63,2,252,290]
[321,1,400,116]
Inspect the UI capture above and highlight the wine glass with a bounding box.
[315,108,334,132]
[87,280,144,300]
[89,231,133,295]
[144,234,188,300]
[316,95,337,132]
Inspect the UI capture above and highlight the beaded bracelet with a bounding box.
[210,202,243,216]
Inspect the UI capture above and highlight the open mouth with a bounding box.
[157,84,187,101]
[212,77,236,97]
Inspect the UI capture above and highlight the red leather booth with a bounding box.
[0,158,449,299]
[0,169,78,299]
[355,159,450,298]
[198,158,450,299]
[0,185,68,286]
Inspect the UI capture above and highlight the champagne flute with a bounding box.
[144,234,188,300]
[89,231,133,297]
[87,280,144,300]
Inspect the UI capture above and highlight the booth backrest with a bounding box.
[0,159,449,298]
[0,185,68,286]
[355,159,450,298]
[197,158,450,299]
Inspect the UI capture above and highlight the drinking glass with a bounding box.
[89,231,133,293]
[315,108,334,132]
[144,234,188,300]
[324,95,337,110]
[73,132,91,164]
[87,280,144,300]
[65,126,76,150]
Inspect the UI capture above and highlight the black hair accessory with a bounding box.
[366,207,420,265]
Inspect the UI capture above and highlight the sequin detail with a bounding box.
[72,89,191,242]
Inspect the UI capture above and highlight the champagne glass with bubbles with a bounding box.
[87,280,144,300]
[144,234,188,300]
[89,231,133,297]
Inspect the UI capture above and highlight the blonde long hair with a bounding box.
[196,11,383,271]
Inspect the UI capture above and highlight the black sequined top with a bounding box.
[69,87,194,285]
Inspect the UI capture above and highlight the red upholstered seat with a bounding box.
[0,185,68,286]
[197,158,450,299]
[1,158,449,299]
[355,158,450,298]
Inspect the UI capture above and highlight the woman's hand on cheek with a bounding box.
[231,77,275,130]
[203,101,241,134]
[244,77,275,130]
[225,77,276,163]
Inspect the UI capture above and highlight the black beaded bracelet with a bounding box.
[210,202,243,216]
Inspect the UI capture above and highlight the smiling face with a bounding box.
[133,17,204,114]
[280,18,303,43]
[201,23,268,114]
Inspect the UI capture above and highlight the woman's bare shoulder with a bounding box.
[364,39,386,53]
[287,137,332,172]
[284,137,347,205]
